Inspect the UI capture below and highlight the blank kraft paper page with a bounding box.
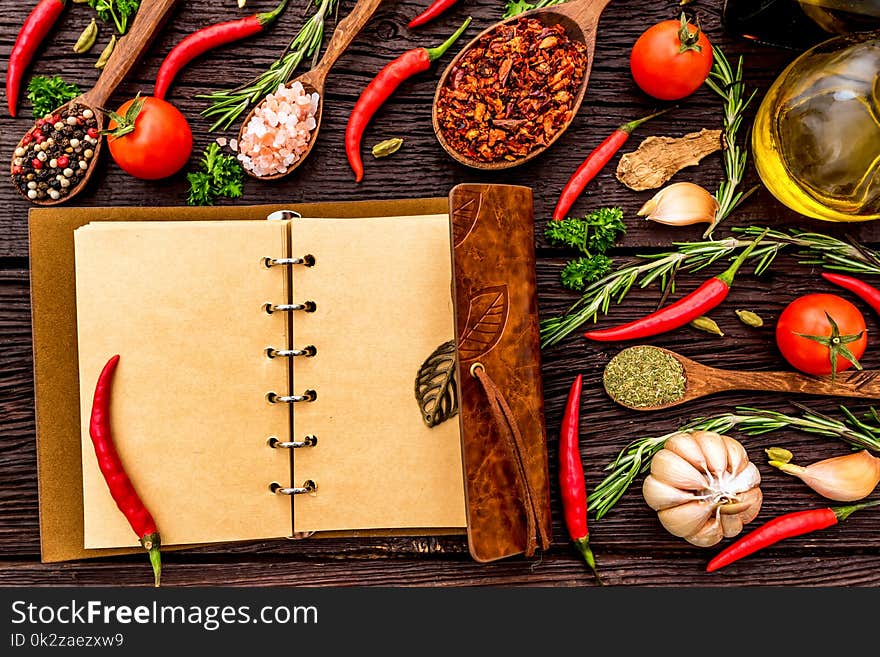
[290,215,467,532]
[74,220,294,548]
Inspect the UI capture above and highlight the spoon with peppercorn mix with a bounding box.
[10,0,180,206]
[604,345,880,412]
[432,0,613,170]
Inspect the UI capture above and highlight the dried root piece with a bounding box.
[616,128,724,191]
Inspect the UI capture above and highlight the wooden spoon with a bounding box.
[431,0,613,170]
[10,0,181,206]
[605,346,880,412]
[237,0,384,181]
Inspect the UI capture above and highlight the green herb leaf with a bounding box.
[561,255,612,291]
[85,0,140,34]
[186,143,245,206]
[25,75,81,119]
[503,0,535,17]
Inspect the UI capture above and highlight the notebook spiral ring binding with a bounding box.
[270,480,317,496]
[264,301,316,314]
[266,346,317,359]
[268,435,317,449]
[262,255,315,268]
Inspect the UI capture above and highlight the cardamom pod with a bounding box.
[689,316,724,336]
[95,35,117,70]
[372,138,404,159]
[74,18,99,54]
[765,447,794,464]
[735,309,764,328]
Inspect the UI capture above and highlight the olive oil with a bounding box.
[752,30,880,222]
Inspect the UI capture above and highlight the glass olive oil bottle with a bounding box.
[751,29,880,222]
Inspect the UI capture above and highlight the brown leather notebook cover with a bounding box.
[449,184,553,563]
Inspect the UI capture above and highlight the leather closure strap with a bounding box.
[470,363,551,557]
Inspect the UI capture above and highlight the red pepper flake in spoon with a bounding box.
[89,355,162,587]
[434,17,588,164]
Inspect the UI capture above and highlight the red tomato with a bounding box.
[775,293,868,377]
[107,96,193,180]
[630,14,713,101]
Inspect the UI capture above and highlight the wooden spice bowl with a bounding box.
[431,0,612,170]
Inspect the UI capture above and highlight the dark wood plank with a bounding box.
[2,552,879,587]
[0,0,873,258]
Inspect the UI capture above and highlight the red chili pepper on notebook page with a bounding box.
[558,374,602,583]
[584,230,768,342]
[154,0,289,100]
[345,17,471,182]
[89,354,162,587]
[7,0,67,117]
[706,500,880,572]
[408,0,459,29]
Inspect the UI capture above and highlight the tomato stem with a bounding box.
[795,312,865,383]
[677,12,703,54]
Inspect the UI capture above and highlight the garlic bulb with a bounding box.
[643,430,762,547]
[637,181,720,227]
[768,449,880,501]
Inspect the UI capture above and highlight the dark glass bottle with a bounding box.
[722,0,880,49]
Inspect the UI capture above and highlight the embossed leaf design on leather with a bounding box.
[458,285,509,361]
[415,339,459,428]
[452,190,482,247]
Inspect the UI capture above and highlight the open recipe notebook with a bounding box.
[31,186,551,564]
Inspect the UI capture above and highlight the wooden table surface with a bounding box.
[2,0,879,588]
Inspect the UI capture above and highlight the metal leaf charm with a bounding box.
[415,340,459,428]
[458,285,509,362]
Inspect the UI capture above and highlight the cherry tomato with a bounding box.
[106,96,193,180]
[630,14,713,101]
[775,293,868,378]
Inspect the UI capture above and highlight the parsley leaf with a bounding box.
[561,255,613,291]
[503,0,535,18]
[545,207,626,291]
[26,75,81,119]
[86,0,140,34]
[187,143,245,206]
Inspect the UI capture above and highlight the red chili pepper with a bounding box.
[822,272,880,317]
[345,17,471,183]
[154,0,288,100]
[408,0,459,29]
[584,230,767,342]
[558,374,602,582]
[706,499,880,573]
[7,0,67,118]
[89,355,162,587]
[552,108,671,222]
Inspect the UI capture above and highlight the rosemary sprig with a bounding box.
[198,0,338,132]
[540,226,880,348]
[539,234,787,347]
[703,46,757,238]
[589,403,880,520]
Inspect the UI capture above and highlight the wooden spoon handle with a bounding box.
[313,0,384,76]
[553,0,613,29]
[719,369,880,400]
[81,0,181,109]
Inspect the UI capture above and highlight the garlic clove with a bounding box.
[658,500,716,538]
[718,501,751,515]
[723,434,750,475]
[736,487,763,525]
[729,461,762,493]
[776,450,880,502]
[692,430,728,477]
[720,511,744,539]
[642,474,699,511]
[650,449,709,491]
[637,181,720,227]
[686,514,724,547]
[665,431,709,472]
